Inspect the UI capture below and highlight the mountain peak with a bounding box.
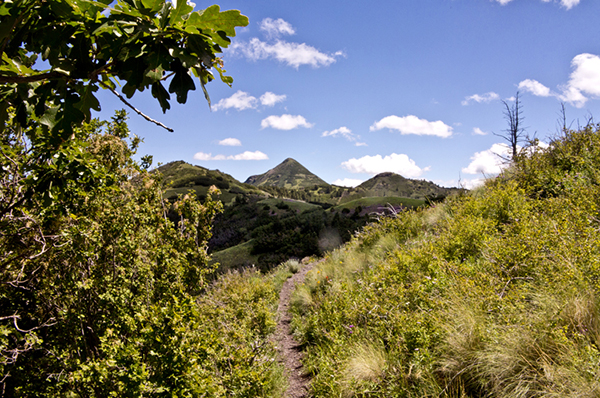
[245,158,327,188]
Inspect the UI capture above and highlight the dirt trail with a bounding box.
[274,260,319,398]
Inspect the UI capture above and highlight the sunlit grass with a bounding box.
[289,125,600,397]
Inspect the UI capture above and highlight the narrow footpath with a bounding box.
[274,260,319,398]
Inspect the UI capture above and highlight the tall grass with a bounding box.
[290,125,600,397]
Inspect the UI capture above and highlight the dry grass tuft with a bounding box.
[290,284,313,315]
[341,341,387,396]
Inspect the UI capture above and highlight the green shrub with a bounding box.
[290,124,600,397]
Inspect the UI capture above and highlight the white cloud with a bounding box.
[473,127,488,136]
[560,0,580,9]
[520,53,600,108]
[259,18,295,38]
[321,127,366,145]
[461,92,500,105]
[260,92,287,106]
[229,151,269,160]
[261,114,314,130]
[369,115,453,138]
[518,79,552,97]
[194,152,226,161]
[559,85,587,107]
[495,0,580,8]
[322,126,352,138]
[230,38,342,69]
[218,138,242,146]
[462,143,512,175]
[332,178,364,188]
[341,153,429,178]
[193,151,268,161]
[213,91,287,111]
[562,53,600,107]
[213,90,257,111]
[461,178,487,189]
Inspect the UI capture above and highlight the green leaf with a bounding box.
[40,106,60,130]
[168,70,195,104]
[74,84,101,121]
[0,3,10,16]
[191,5,248,39]
[169,48,198,68]
[199,78,210,109]
[169,0,193,26]
[141,0,163,13]
[214,64,233,86]
[146,66,164,81]
[151,81,171,113]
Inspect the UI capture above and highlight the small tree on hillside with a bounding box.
[495,92,526,160]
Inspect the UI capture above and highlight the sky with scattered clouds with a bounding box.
[94,0,600,188]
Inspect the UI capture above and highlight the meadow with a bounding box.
[288,125,600,397]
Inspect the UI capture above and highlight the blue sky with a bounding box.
[96,0,600,188]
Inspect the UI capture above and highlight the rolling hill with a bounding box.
[337,171,459,203]
[157,159,462,271]
[156,161,266,204]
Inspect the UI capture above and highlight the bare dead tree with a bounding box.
[494,92,526,160]
[558,102,568,134]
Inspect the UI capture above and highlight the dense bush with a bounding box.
[291,124,600,397]
[0,113,283,396]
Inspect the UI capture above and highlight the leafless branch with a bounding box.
[493,92,526,160]
[0,71,66,85]
[98,81,174,133]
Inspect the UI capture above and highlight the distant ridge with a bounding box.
[330,171,459,204]
[245,158,328,189]
[354,172,451,199]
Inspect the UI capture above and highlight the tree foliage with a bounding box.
[0,0,256,394]
[0,112,238,395]
[0,0,248,136]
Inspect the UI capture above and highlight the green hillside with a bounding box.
[334,196,426,214]
[289,125,600,397]
[352,171,457,200]
[158,160,459,273]
[245,159,460,205]
[157,160,266,204]
[245,158,328,188]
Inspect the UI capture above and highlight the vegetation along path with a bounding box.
[274,260,320,398]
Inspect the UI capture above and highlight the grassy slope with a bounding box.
[258,198,322,213]
[157,160,265,204]
[351,172,458,200]
[289,126,600,397]
[334,196,425,212]
[210,239,259,272]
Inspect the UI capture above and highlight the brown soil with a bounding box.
[274,260,319,398]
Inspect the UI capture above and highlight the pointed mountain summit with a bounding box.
[245,158,328,188]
